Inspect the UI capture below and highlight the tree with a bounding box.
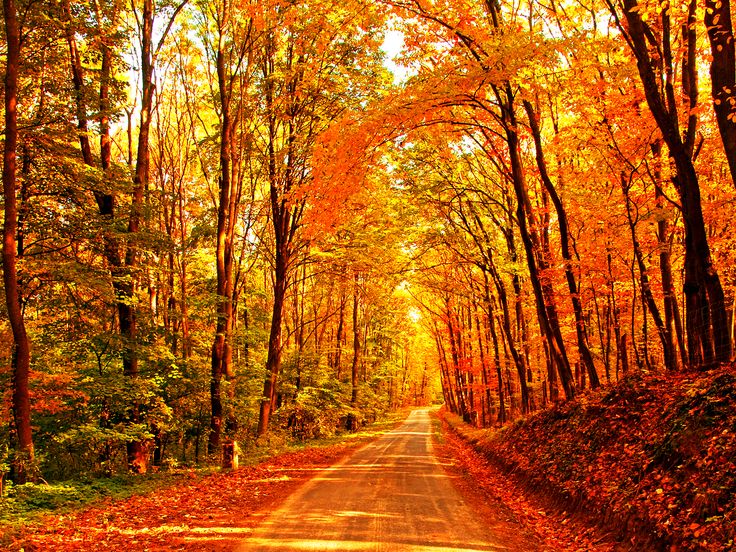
[204,0,257,456]
[606,0,731,366]
[256,0,389,435]
[62,0,189,473]
[2,0,35,482]
[523,100,600,389]
[704,0,736,186]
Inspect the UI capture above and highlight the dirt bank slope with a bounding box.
[445,365,736,551]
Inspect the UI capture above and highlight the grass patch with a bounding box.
[429,409,445,445]
[0,470,191,532]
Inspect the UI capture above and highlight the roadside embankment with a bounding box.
[442,365,736,551]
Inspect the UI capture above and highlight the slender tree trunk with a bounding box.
[333,292,346,379]
[488,300,505,424]
[485,262,529,412]
[500,203,532,380]
[501,92,575,399]
[524,100,600,388]
[347,274,361,430]
[621,178,676,370]
[62,0,93,167]
[446,304,469,421]
[258,239,288,436]
[611,0,731,366]
[256,29,306,436]
[116,0,156,474]
[209,15,239,454]
[65,0,136,471]
[472,294,490,426]
[463,304,477,425]
[435,327,458,414]
[3,0,35,483]
[652,141,685,369]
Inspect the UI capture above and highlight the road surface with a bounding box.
[237,409,514,551]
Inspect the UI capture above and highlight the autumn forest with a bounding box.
[2,0,736,511]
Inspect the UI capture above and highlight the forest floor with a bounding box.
[446,364,736,552]
[10,365,731,552]
[2,407,624,551]
[3,442,369,551]
[0,417,404,551]
[434,414,621,551]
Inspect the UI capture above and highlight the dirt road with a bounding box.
[237,409,519,551]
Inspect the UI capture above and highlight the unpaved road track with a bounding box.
[237,409,514,551]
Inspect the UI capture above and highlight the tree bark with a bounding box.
[257,32,287,435]
[524,100,600,388]
[621,176,677,371]
[472,290,491,426]
[347,274,361,430]
[610,0,731,366]
[435,331,456,414]
[333,292,346,379]
[704,0,736,186]
[485,259,529,413]
[652,141,685,369]
[501,88,575,399]
[256,27,305,436]
[3,0,35,483]
[209,11,239,455]
[445,303,470,422]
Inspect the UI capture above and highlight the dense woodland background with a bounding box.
[1,0,736,482]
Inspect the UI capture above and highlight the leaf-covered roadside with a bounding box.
[444,365,736,551]
[1,438,373,551]
[433,414,616,551]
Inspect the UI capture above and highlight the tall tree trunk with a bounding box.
[704,0,736,186]
[63,2,144,473]
[621,176,677,371]
[62,0,93,167]
[609,0,731,366]
[435,327,458,414]
[472,292,490,426]
[524,100,600,388]
[652,141,685,369]
[487,296,505,424]
[3,0,35,483]
[458,201,529,412]
[333,292,346,379]
[446,302,470,422]
[499,190,532,382]
[257,33,287,436]
[501,89,575,399]
[256,28,305,436]
[347,274,361,430]
[257,230,288,436]
[117,0,157,474]
[209,15,238,455]
[485,261,529,412]
[480,0,574,397]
